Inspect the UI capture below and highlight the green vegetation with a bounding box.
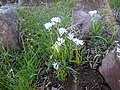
[0,0,118,90]
[0,0,76,90]
[109,0,120,8]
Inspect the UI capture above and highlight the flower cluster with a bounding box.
[44,17,61,29]
[44,17,84,70]
[88,10,101,21]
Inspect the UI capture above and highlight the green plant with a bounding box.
[88,10,116,68]
[108,0,120,8]
[41,17,84,81]
[0,44,40,90]
[90,20,101,35]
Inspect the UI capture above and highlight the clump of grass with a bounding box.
[108,0,120,24]
[108,0,120,8]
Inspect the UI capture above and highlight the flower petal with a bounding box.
[53,62,59,70]
[57,37,65,45]
[67,33,74,40]
[58,28,67,36]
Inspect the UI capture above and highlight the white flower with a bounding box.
[67,33,74,40]
[51,17,61,23]
[57,37,65,45]
[9,68,15,77]
[88,10,98,17]
[73,38,84,45]
[58,28,67,36]
[88,10,101,21]
[52,38,65,52]
[44,22,53,29]
[50,55,53,59]
[52,41,60,52]
[9,68,13,72]
[53,62,59,70]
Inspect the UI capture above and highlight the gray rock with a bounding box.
[71,2,91,32]
[68,2,92,40]
[71,10,91,32]
[0,5,19,48]
[99,49,120,90]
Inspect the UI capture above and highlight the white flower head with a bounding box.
[58,28,67,36]
[88,10,98,17]
[73,38,84,45]
[57,37,65,45]
[53,62,59,70]
[67,33,74,40]
[51,17,61,23]
[88,10,101,21]
[52,41,60,52]
[44,22,53,29]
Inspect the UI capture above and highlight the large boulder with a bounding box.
[99,49,120,90]
[0,5,19,48]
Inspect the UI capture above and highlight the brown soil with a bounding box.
[36,63,111,90]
